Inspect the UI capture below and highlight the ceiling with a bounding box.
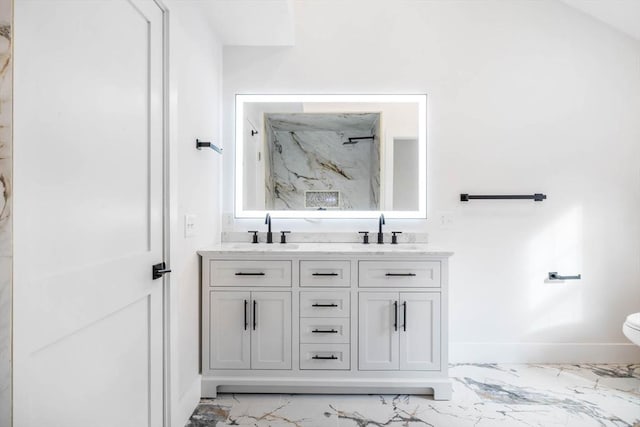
[185,0,640,46]
[183,0,295,46]
[558,0,640,41]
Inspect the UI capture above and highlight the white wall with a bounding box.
[222,0,640,362]
[167,2,222,424]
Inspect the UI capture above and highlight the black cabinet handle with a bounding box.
[312,272,339,276]
[385,273,417,277]
[244,300,248,330]
[403,301,407,331]
[312,355,338,360]
[393,301,398,331]
[312,303,338,307]
[312,329,338,334]
[252,300,257,330]
[235,272,265,276]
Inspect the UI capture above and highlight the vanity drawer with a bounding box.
[358,261,440,288]
[300,291,350,317]
[300,318,350,344]
[300,344,350,370]
[300,260,351,287]
[210,260,292,287]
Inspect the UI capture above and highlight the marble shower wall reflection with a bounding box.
[0,0,11,424]
[265,113,380,210]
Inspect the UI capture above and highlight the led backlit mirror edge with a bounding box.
[234,94,427,219]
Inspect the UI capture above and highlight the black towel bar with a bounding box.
[460,193,546,202]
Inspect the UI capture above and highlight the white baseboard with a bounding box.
[450,342,640,364]
[172,375,202,427]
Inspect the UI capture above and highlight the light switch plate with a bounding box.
[185,214,196,237]
[437,211,455,229]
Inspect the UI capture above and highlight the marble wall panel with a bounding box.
[265,113,380,210]
[0,0,11,424]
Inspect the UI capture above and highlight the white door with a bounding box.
[13,1,166,426]
[358,292,399,370]
[399,293,441,371]
[251,292,291,369]
[210,291,251,369]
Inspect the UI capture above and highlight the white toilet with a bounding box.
[623,312,640,346]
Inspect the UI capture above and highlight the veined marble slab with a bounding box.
[0,0,11,424]
[186,364,640,427]
[199,241,450,256]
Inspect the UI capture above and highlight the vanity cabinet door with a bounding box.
[210,291,251,369]
[358,292,399,370]
[399,293,441,371]
[251,292,292,370]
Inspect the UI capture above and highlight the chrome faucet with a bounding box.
[265,213,273,244]
[377,213,385,244]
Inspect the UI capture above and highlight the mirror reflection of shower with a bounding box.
[264,113,381,211]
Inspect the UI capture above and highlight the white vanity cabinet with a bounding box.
[209,291,292,370]
[199,245,452,400]
[359,292,440,371]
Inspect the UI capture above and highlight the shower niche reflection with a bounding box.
[236,94,426,218]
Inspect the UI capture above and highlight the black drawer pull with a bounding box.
[312,303,338,307]
[235,272,265,276]
[312,272,339,276]
[312,355,338,360]
[385,273,417,277]
[312,329,338,334]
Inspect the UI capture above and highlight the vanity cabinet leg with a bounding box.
[432,383,452,401]
[202,383,218,398]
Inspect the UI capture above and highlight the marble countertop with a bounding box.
[198,242,453,256]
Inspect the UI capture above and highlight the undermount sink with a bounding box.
[351,243,425,250]
[227,243,299,250]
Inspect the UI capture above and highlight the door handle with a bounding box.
[244,300,248,330]
[152,262,171,280]
[548,272,581,280]
[235,272,265,276]
[312,303,338,307]
[312,355,338,360]
[312,272,339,276]
[402,301,407,331]
[312,329,338,334]
[385,273,416,277]
[393,301,398,331]
[252,300,257,330]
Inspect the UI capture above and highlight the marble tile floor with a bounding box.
[186,364,640,427]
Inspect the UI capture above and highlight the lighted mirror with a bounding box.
[235,94,426,218]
